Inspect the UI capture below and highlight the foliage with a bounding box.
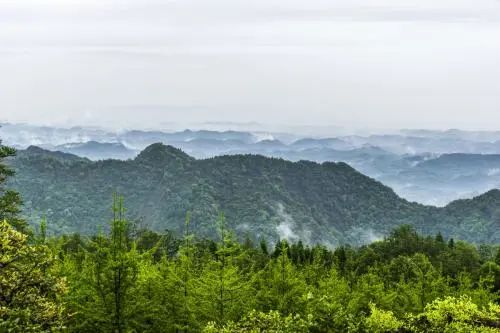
[30,221,500,332]
[365,303,403,333]
[203,310,313,333]
[2,174,500,332]
[63,195,148,332]
[0,220,68,332]
[0,141,26,231]
[9,144,500,244]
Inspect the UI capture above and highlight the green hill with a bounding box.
[8,144,500,244]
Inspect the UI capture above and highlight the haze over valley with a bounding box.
[3,122,500,207]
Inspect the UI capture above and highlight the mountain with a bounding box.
[415,153,500,172]
[4,123,500,206]
[342,134,500,155]
[7,144,500,245]
[378,153,500,206]
[120,129,258,150]
[290,138,354,151]
[0,123,116,148]
[400,129,500,143]
[54,141,138,160]
[22,145,89,163]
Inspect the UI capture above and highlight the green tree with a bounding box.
[308,268,352,332]
[196,213,253,324]
[0,141,26,231]
[495,247,500,266]
[384,254,450,314]
[159,212,199,332]
[411,296,500,332]
[0,220,68,332]
[255,241,308,315]
[440,241,481,278]
[67,195,144,332]
[203,310,313,333]
[479,261,500,293]
[365,303,403,333]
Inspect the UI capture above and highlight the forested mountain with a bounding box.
[4,123,500,206]
[7,144,500,244]
[3,137,500,332]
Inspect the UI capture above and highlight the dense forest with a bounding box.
[3,201,500,332]
[2,140,500,332]
[7,144,500,244]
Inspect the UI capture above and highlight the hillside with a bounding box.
[5,123,500,206]
[7,144,500,244]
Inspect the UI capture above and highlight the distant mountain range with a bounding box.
[2,122,500,206]
[7,144,500,245]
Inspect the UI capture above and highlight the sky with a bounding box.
[1,0,500,130]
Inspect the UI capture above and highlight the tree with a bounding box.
[495,247,500,266]
[435,232,444,244]
[0,220,68,332]
[480,261,500,293]
[384,254,450,314]
[203,310,313,333]
[411,296,500,332]
[448,238,455,249]
[308,268,352,332]
[260,239,268,256]
[195,213,253,324]
[67,195,144,332]
[0,141,26,231]
[158,212,199,332]
[365,303,403,333]
[478,244,494,263]
[440,241,481,278]
[334,246,348,276]
[255,241,308,315]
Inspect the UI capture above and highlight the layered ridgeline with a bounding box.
[8,143,500,245]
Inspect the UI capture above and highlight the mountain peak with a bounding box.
[135,143,193,165]
[23,145,88,162]
[475,189,500,200]
[26,145,49,153]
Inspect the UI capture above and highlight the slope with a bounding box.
[7,144,500,244]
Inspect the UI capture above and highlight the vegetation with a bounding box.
[0,140,26,231]
[0,220,68,332]
[3,140,500,331]
[2,209,500,331]
[8,144,500,244]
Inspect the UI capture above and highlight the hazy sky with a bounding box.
[1,0,500,130]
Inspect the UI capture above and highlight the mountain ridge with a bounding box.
[7,144,500,245]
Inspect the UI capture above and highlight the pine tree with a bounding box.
[196,213,253,324]
[68,194,143,332]
[161,212,198,332]
[256,241,308,315]
[38,216,47,244]
[260,239,269,256]
[448,238,455,249]
[495,247,500,266]
[435,232,444,243]
[334,246,348,276]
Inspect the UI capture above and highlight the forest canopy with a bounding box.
[1,209,500,332]
[2,141,500,332]
[7,143,500,245]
